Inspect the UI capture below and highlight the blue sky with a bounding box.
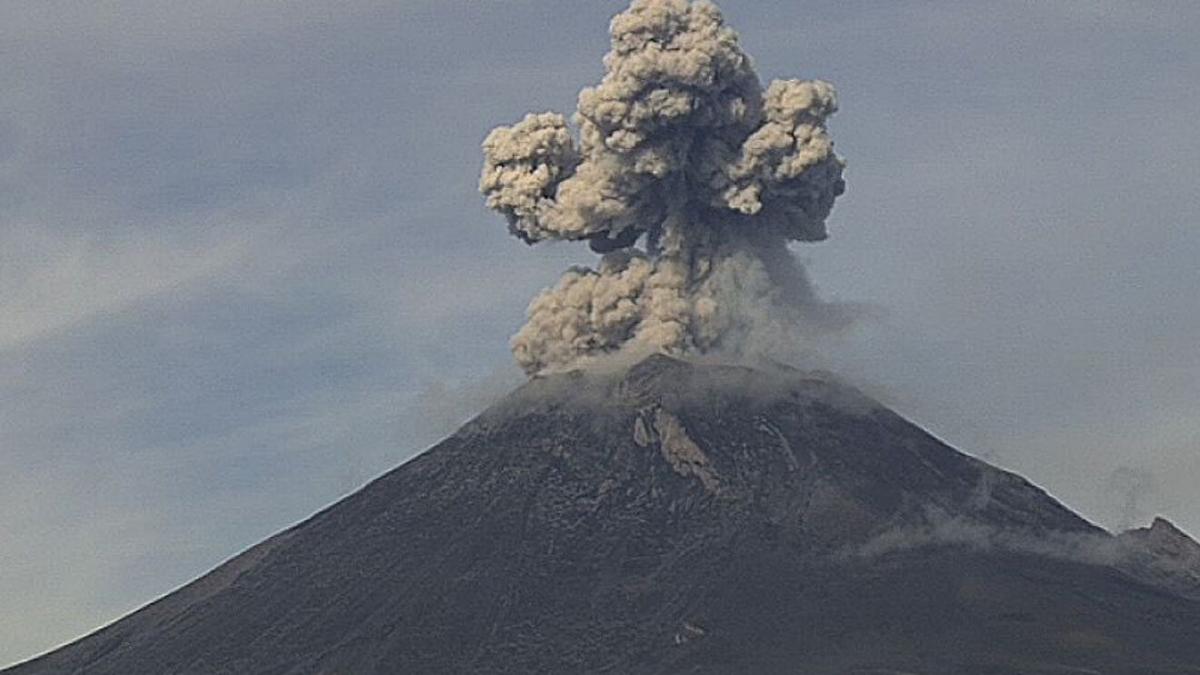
[3,1,1199,666]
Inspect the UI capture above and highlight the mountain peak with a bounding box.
[1116,516,1200,599]
[1150,516,1198,540]
[498,354,870,423]
[1121,516,1200,556]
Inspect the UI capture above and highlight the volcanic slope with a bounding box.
[9,355,1200,674]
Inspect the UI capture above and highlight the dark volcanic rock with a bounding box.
[1117,517,1200,601]
[8,355,1200,674]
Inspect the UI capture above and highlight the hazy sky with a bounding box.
[3,1,1198,667]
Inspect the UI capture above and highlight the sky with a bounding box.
[2,0,1198,667]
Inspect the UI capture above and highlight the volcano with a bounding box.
[8,355,1200,674]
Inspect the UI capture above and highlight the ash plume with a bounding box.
[481,0,847,375]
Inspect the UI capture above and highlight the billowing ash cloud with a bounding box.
[481,0,847,375]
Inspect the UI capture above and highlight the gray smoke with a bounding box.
[481,0,847,375]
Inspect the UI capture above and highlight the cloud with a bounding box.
[0,228,252,352]
[481,0,850,375]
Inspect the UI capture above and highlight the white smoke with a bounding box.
[481,0,847,375]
